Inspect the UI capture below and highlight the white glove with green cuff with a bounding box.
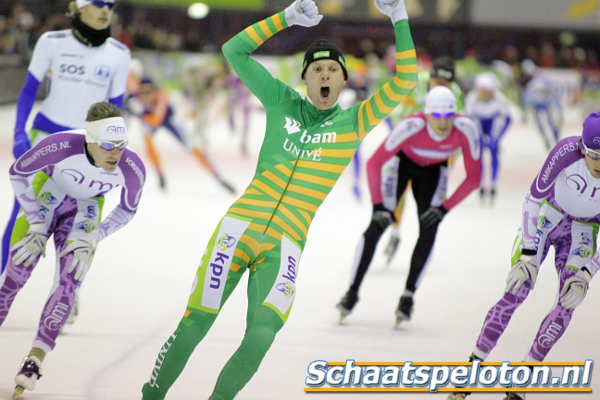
[560,268,592,309]
[505,251,538,295]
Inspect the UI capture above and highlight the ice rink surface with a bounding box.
[0,100,598,400]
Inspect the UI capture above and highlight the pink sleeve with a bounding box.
[367,132,405,205]
[442,118,482,210]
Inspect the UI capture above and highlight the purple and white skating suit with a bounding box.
[0,132,145,354]
[474,136,600,362]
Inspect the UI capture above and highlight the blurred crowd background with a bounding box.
[1,0,600,113]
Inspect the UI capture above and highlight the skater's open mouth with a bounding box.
[320,86,330,98]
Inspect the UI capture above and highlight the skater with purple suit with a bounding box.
[0,102,145,398]
[448,111,600,400]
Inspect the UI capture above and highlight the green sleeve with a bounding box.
[354,20,418,140]
[222,12,299,109]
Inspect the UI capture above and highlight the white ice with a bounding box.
[0,100,598,400]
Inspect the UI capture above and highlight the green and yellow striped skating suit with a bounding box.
[142,11,417,400]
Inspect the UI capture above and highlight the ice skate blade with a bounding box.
[13,385,25,399]
[394,315,410,328]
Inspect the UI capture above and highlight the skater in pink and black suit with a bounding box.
[337,86,481,324]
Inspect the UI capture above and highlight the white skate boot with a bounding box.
[13,355,43,398]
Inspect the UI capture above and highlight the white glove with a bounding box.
[374,0,408,24]
[284,0,323,28]
[59,236,97,281]
[11,223,48,267]
[560,268,592,309]
[505,254,537,295]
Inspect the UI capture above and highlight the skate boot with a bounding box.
[504,391,526,400]
[13,355,43,398]
[216,175,236,195]
[445,393,469,400]
[383,235,400,266]
[158,174,166,191]
[490,188,496,204]
[337,289,359,321]
[395,295,413,326]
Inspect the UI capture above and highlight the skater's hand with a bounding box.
[505,253,537,295]
[284,0,322,27]
[419,206,447,229]
[11,223,48,267]
[372,204,393,228]
[60,236,97,281]
[560,267,592,309]
[374,0,408,24]
[13,128,31,159]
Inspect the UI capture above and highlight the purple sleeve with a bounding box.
[530,136,582,198]
[109,94,124,110]
[15,72,41,132]
[118,150,146,213]
[10,133,84,176]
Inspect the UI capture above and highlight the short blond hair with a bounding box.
[86,102,123,122]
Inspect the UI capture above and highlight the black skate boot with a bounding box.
[337,289,359,320]
[504,392,526,400]
[14,355,43,398]
[395,295,413,325]
[158,174,167,190]
[446,353,481,399]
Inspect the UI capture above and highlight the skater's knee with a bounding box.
[242,326,277,358]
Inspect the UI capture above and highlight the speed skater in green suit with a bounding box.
[141,0,418,398]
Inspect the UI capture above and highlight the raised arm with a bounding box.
[355,0,418,140]
[221,0,322,108]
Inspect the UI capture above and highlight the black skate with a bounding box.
[13,356,43,398]
[337,290,359,321]
[216,176,236,195]
[158,174,167,191]
[395,295,413,326]
[445,353,480,399]
[504,392,526,400]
